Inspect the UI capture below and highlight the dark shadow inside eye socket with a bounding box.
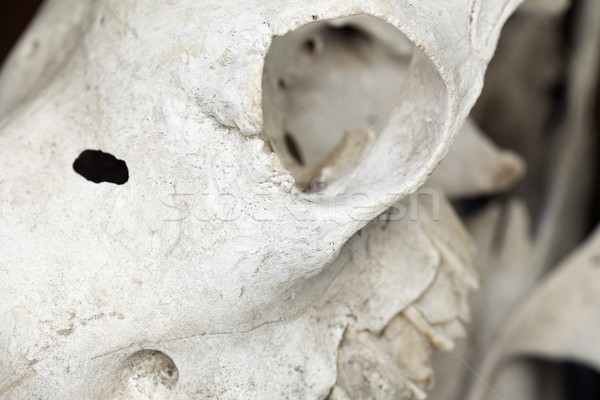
[284,132,305,166]
[73,149,129,185]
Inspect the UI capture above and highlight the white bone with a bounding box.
[0,0,521,398]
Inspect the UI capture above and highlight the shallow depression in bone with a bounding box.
[111,350,179,400]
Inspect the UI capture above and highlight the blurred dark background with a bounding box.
[0,2,44,66]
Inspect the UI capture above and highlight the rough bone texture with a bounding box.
[0,0,520,399]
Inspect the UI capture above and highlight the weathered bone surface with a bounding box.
[0,0,521,398]
[427,199,534,400]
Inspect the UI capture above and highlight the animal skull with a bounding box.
[0,0,520,398]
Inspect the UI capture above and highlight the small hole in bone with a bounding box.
[113,350,179,399]
[304,38,317,54]
[284,132,305,166]
[73,149,129,185]
[262,14,415,190]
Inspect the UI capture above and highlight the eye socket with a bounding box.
[73,149,129,185]
[261,14,415,190]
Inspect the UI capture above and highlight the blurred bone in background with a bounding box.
[435,0,600,399]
